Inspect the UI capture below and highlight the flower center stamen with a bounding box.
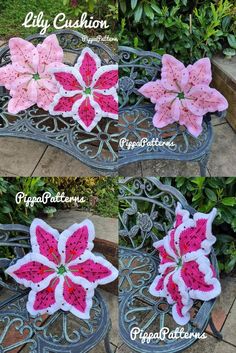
[177,258,182,268]
[57,265,67,275]
[33,73,40,81]
[177,92,185,99]
[84,87,91,95]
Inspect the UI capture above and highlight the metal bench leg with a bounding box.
[198,152,210,176]
[104,322,113,353]
[209,315,223,340]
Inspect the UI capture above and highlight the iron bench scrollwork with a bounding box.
[0,224,113,353]
[119,177,222,353]
[118,47,225,176]
[0,30,119,175]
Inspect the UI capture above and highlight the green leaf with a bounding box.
[221,197,236,206]
[2,206,12,213]
[227,34,236,49]
[134,4,143,22]
[205,188,217,202]
[144,4,154,20]
[150,3,162,15]
[131,0,137,10]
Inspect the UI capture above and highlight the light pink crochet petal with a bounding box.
[161,54,189,91]
[27,79,38,102]
[93,92,118,118]
[93,65,118,90]
[37,34,63,74]
[0,64,19,90]
[62,275,94,319]
[7,91,33,114]
[181,256,221,300]
[27,278,60,315]
[153,102,176,128]
[37,86,56,111]
[68,253,118,286]
[187,58,212,88]
[54,71,82,91]
[58,220,95,265]
[30,219,60,265]
[52,94,82,114]
[9,38,39,74]
[138,80,169,104]
[11,74,32,91]
[38,78,58,93]
[73,96,102,131]
[77,48,100,87]
[179,104,203,137]
[186,85,228,116]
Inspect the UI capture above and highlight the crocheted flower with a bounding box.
[49,47,118,132]
[149,203,221,325]
[0,34,64,114]
[5,219,118,319]
[139,54,228,137]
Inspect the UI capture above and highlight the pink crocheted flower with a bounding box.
[5,219,118,319]
[149,203,221,325]
[0,34,64,114]
[138,54,228,137]
[49,47,118,132]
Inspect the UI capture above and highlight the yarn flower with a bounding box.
[0,34,64,114]
[139,54,228,137]
[49,47,118,132]
[149,203,221,325]
[6,219,118,319]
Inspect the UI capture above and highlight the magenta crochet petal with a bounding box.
[37,34,63,74]
[0,64,19,90]
[30,219,60,265]
[93,92,118,119]
[92,65,118,90]
[9,37,39,74]
[187,58,212,88]
[72,96,103,132]
[186,85,229,116]
[50,93,82,116]
[76,47,101,87]
[53,70,83,91]
[58,220,95,265]
[161,54,189,91]
[149,266,175,297]
[27,277,60,316]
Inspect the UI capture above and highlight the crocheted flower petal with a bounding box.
[0,64,19,90]
[179,103,203,137]
[27,277,60,316]
[37,34,63,74]
[27,80,38,102]
[58,220,95,265]
[174,208,217,260]
[38,78,58,93]
[50,93,82,117]
[153,239,176,268]
[93,92,118,119]
[181,256,221,301]
[68,251,118,286]
[72,96,102,132]
[149,266,175,297]
[53,67,84,91]
[92,65,118,90]
[5,253,57,292]
[186,85,228,116]
[138,80,170,104]
[9,38,39,74]
[11,74,32,91]
[60,275,94,319]
[30,219,61,265]
[76,47,101,87]
[37,86,57,111]
[153,102,176,128]
[161,54,189,91]
[174,202,190,228]
[187,58,212,88]
[7,91,33,114]
[165,270,193,325]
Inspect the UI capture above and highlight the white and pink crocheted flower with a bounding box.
[139,54,228,137]
[49,47,118,132]
[149,203,221,325]
[5,219,118,319]
[0,35,64,114]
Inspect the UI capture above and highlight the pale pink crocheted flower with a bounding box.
[49,47,118,132]
[6,219,118,319]
[149,203,221,325]
[139,54,228,137]
[0,34,64,114]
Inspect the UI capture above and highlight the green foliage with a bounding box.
[119,0,236,63]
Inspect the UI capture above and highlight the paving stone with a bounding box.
[0,137,47,176]
[214,341,236,353]
[141,159,204,177]
[119,162,142,177]
[208,123,236,176]
[32,145,99,176]
[206,277,236,334]
[221,300,236,346]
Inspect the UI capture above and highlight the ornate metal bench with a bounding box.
[0,30,119,175]
[119,177,222,352]
[0,224,113,353]
[118,48,224,176]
